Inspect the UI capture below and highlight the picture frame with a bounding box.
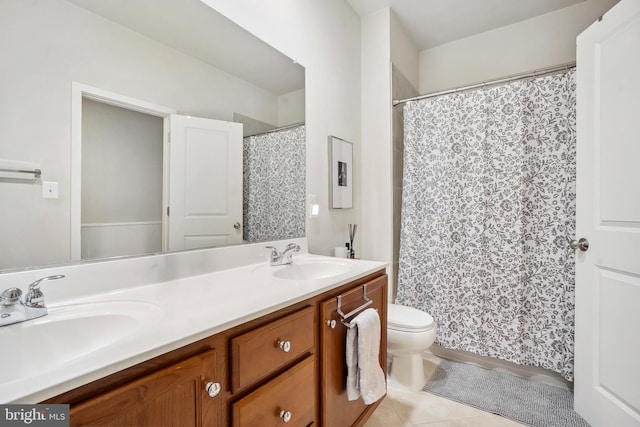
[329,136,353,209]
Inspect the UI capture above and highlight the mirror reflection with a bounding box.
[0,0,305,272]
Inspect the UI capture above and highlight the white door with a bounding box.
[574,1,640,426]
[168,115,243,250]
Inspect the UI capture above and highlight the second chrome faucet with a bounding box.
[265,243,301,266]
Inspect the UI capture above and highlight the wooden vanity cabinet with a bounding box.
[46,270,387,427]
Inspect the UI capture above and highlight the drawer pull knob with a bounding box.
[279,410,292,423]
[326,319,336,328]
[205,381,221,398]
[278,340,292,353]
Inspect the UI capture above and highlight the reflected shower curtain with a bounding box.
[243,125,305,242]
[396,71,576,380]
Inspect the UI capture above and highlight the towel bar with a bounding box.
[0,159,42,180]
[0,168,41,178]
[337,283,372,327]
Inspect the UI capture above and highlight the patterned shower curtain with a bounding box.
[243,124,306,242]
[396,71,576,380]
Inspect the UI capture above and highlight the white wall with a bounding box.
[359,8,419,293]
[360,8,393,268]
[81,100,163,224]
[0,0,282,270]
[203,0,362,256]
[278,88,306,127]
[81,222,162,260]
[419,0,619,93]
[390,11,420,93]
[389,11,420,294]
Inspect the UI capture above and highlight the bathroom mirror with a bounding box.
[0,0,305,272]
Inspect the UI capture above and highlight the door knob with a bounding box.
[569,238,589,252]
[233,222,241,230]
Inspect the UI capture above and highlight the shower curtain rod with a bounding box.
[246,121,305,137]
[392,62,576,106]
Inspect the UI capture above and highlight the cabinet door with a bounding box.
[70,349,222,427]
[320,275,388,427]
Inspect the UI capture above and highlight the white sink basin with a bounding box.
[271,259,353,280]
[0,301,162,383]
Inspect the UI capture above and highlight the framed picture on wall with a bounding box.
[329,136,353,209]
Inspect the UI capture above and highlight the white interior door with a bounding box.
[574,1,640,426]
[168,115,243,250]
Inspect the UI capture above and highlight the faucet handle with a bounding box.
[265,246,280,261]
[280,243,300,265]
[25,275,65,308]
[285,243,301,251]
[28,275,65,291]
[1,288,23,305]
[265,246,279,254]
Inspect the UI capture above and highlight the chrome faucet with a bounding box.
[0,275,65,327]
[265,243,301,266]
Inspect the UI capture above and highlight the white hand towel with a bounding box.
[346,308,386,404]
[345,324,360,401]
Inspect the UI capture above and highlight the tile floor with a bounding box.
[363,387,528,427]
[364,355,528,427]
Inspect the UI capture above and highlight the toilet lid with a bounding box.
[388,304,435,332]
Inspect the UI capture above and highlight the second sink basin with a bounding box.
[272,259,353,280]
[0,300,162,383]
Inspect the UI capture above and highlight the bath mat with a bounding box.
[424,358,589,427]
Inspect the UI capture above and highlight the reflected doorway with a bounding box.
[70,82,175,261]
[81,99,164,260]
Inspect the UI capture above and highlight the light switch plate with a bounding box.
[43,181,59,199]
[308,194,319,218]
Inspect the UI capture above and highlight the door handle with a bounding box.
[569,238,589,252]
[233,222,241,230]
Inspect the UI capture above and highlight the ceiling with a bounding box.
[65,0,304,95]
[67,0,587,89]
[347,0,585,50]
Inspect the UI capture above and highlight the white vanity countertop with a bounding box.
[0,249,386,404]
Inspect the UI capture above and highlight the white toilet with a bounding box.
[387,303,437,392]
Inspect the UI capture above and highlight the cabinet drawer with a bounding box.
[231,306,314,392]
[232,356,316,427]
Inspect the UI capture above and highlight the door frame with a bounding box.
[70,82,176,260]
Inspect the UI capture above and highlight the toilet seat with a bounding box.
[388,304,435,333]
